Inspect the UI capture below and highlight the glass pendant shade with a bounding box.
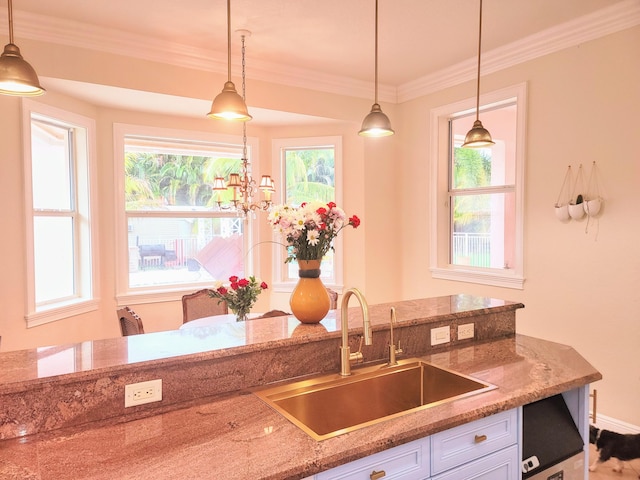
[461,119,494,148]
[207,81,251,120]
[359,103,394,137]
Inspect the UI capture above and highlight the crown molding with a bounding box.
[3,0,639,104]
[398,0,640,103]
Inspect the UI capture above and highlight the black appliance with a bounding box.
[522,394,586,480]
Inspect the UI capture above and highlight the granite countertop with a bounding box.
[0,334,601,480]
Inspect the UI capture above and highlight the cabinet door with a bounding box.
[431,409,517,475]
[316,437,430,480]
[431,444,519,480]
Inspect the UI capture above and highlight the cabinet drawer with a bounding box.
[431,409,518,475]
[317,437,430,480]
[431,444,519,480]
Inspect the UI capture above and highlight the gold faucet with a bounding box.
[340,288,372,376]
[388,307,403,366]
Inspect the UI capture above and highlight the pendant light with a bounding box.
[0,0,45,96]
[462,0,493,148]
[358,0,394,137]
[211,31,274,216]
[207,0,251,121]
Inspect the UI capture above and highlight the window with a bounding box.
[271,136,343,290]
[114,125,257,301]
[22,101,99,326]
[429,84,526,289]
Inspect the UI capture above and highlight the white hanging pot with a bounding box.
[554,204,570,222]
[583,197,602,217]
[568,198,586,220]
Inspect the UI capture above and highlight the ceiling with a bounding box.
[6,0,637,124]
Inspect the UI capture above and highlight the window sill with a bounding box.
[430,267,524,290]
[26,299,100,328]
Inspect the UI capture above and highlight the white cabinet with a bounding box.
[430,409,518,475]
[316,436,429,480]
[314,409,517,480]
[431,445,519,480]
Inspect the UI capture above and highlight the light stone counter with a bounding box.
[0,295,601,479]
[0,335,600,480]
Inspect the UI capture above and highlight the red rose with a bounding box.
[327,201,336,209]
[349,215,361,228]
[229,275,239,283]
[217,286,228,295]
[230,282,239,290]
[260,282,268,289]
[238,278,249,287]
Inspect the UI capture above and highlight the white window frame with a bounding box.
[114,123,260,304]
[270,136,344,292]
[429,83,527,289]
[22,100,99,327]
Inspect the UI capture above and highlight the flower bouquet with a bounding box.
[209,275,268,321]
[267,201,361,263]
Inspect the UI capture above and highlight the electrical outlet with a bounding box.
[430,326,450,346]
[458,323,475,340]
[125,379,162,407]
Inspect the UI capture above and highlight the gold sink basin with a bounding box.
[254,358,496,440]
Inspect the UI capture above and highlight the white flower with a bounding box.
[306,229,320,246]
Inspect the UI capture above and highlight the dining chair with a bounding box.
[117,306,145,336]
[326,288,339,310]
[255,309,290,319]
[182,289,228,324]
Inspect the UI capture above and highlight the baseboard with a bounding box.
[592,412,640,435]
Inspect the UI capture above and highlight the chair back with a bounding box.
[117,306,145,336]
[326,288,339,310]
[256,309,290,319]
[182,289,228,324]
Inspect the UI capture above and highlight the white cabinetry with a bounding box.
[430,409,518,476]
[314,409,518,480]
[316,436,429,480]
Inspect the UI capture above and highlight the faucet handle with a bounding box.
[349,336,365,365]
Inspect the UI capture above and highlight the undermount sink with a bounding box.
[254,358,496,441]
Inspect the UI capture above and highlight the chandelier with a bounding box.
[211,30,275,216]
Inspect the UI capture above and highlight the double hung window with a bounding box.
[115,124,255,300]
[271,136,343,289]
[430,84,526,288]
[23,101,98,326]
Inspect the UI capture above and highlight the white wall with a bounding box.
[398,26,640,427]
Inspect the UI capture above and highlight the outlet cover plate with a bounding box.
[430,326,450,346]
[458,323,475,340]
[125,379,162,407]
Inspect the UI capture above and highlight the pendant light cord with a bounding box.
[374,0,379,104]
[226,0,232,83]
[474,0,483,122]
[7,0,14,44]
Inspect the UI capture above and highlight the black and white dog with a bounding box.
[589,425,640,476]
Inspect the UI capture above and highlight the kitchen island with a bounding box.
[0,296,601,479]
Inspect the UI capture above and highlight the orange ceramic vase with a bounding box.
[289,259,330,324]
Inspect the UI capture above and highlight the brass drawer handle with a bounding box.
[370,470,386,480]
[474,434,488,443]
